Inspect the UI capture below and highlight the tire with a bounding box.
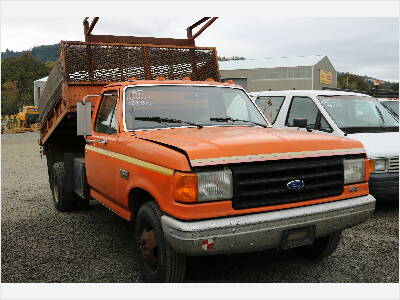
[51,162,74,212]
[51,162,91,211]
[294,232,342,260]
[135,202,187,282]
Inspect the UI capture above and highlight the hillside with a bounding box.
[2,44,60,62]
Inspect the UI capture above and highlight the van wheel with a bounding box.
[135,202,187,282]
[51,162,74,212]
[294,232,342,259]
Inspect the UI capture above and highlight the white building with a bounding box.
[219,55,337,92]
[33,76,48,107]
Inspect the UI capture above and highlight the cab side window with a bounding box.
[255,96,285,124]
[94,93,118,134]
[286,96,318,127]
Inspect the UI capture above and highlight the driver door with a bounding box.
[85,91,120,202]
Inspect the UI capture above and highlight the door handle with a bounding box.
[86,138,108,144]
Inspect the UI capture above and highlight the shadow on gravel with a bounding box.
[374,199,399,212]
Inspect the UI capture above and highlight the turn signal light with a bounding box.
[225,80,234,84]
[182,77,191,81]
[174,172,198,203]
[365,159,375,181]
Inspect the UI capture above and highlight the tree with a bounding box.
[1,53,49,114]
[45,61,56,73]
[389,82,399,91]
[1,81,20,115]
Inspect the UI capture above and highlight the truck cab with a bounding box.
[250,90,399,201]
[39,18,376,282]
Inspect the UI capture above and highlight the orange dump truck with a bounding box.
[39,18,376,282]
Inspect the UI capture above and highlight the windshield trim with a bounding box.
[133,124,267,132]
[317,95,399,131]
[122,83,270,132]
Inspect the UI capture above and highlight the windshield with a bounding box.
[319,95,399,133]
[27,108,38,112]
[124,85,268,130]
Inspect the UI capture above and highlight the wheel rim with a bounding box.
[137,226,158,271]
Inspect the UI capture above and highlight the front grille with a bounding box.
[389,156,399,172]
[231,156,344,210]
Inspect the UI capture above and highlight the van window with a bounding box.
[286,97,318,127]
[319,95,398,133]
[255,96,285,124]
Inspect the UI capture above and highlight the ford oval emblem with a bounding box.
[287,180,305,191]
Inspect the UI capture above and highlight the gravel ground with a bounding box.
[1,132,399,283]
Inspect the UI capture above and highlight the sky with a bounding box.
[1,1,399,82]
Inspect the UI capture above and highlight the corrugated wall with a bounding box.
[221,66,313,91]
[220,56,337,91]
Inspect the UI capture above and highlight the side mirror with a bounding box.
[293,118,307,128]
[77,101,92,137]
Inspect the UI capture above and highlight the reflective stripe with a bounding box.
[85,145,174,176]
[190,148,365,165]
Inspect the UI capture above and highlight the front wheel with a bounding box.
[135,202,187,282]
[294,232,342,260]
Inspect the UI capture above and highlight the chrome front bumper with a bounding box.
[161,195,376,256]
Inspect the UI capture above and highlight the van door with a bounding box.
[281,96,333,134]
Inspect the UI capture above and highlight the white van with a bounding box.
[250,90,399,200]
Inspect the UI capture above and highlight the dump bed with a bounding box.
[39,40,220,146]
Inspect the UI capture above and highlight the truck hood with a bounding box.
[347,132,400,158]
[135,126,365,167]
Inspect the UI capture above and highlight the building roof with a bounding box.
[35,76,48,82]
[219,55,325,71]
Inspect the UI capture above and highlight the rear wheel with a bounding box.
[51,162,74,212]
[294,232,342,259]
[135,201,186,282]
[51,162,90,211]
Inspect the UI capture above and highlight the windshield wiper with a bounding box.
[375,106,386,127]
[135,116,203,129]
[210,117,268,128]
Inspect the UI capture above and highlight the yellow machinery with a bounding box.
[17,106,39,128]
[1,106,40,134]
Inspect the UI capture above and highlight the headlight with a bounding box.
[343,159,366,184]
[197,169,233,201]
[174,169,233,203]
[372,158,387,172]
